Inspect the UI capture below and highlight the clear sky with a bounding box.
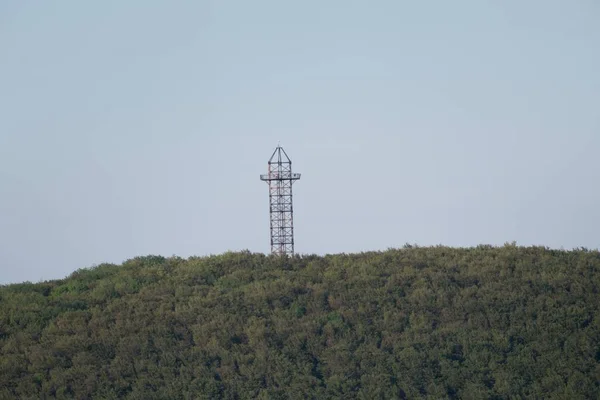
[1,1,599,284]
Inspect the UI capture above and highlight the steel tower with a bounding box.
[260,145,301,255]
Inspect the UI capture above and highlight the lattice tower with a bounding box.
[259,145,301,255]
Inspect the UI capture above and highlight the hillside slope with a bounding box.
[1,246,599,399]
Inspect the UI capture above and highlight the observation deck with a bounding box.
[260,172,301,181]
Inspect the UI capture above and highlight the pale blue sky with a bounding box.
[1,1,599,284]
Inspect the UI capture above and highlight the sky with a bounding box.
[1,1,599,284]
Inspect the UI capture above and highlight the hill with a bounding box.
[1,245,599,399]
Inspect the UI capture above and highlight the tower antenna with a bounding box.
[259,145,301,255]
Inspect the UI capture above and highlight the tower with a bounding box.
[260,145,301,256]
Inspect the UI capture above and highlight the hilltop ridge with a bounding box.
[1,245,599,398]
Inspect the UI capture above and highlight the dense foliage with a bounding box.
[1,245,599,399]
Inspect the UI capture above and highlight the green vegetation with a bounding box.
[1,245,599,399]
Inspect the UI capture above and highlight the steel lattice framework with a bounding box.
[260,145,301,256]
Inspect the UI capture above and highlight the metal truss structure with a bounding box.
[260,145,301,256]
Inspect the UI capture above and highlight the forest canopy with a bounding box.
[1,245,599,399]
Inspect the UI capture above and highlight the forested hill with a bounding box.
[1,246,599,399]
